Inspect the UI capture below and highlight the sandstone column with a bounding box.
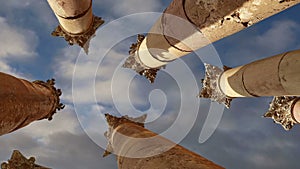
[47,0,104,53]
[0,72,64,136]
[123,0,300,83]
[103,114,224,169]
[1,150,50,169]
[199,49,300,130]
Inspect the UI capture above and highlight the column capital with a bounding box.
[122,34,164,83]
[103,114,147,157]
[33,78,64,121]
[51,15,104,54]
[199,63,233,108]
[1,150,50,169]
[264,96,300,130]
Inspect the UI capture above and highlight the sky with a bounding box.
[0,0,300,169]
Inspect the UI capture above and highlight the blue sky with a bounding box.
[0,1,300,169]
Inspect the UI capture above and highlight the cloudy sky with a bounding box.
[1,1,300,169]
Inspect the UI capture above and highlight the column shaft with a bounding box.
[0,72,63,136]
[115,123,223,169]
[104,114,223,169]
[47,0,104,53]
[47,0,93,34]
[138,0,300,68]
[219,50,300,97]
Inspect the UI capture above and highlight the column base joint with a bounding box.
[51,15,104,54]
[199,63,233,108]
[122,34,164,83]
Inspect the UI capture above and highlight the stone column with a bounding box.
[47,0,104,53]
[199,49,300,130]
[103,114,224,169]
[123,0,300,83]
[1,150,50,169]
[0,72,64,136]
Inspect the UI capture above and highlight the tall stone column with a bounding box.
[0,72,64,136]
[199,49,300,130]
[47,0,104,53]
[1,150,50,169]
[123,0,300,83]
[103,114,224,169]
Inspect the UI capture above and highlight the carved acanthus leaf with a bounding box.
[264,96,299,130]
[33,79,65,121]
[1,150,50,169]
[122,34,163,83]
[103,114,147,157]
[51,15,104,54]
[199,63,233,108]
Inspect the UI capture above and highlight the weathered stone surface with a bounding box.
[0,72,64,136]
[124,0,300,82]
[155,0,300,55]
[214,49,300,99]
[187,0,300,46]
[104,114,224,169]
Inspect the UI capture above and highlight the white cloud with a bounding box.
[0,60,13,73]
[0,17,38,59]
[0,16,39,79]
[53,43,142,105]
[15,105,81,141]
[0,131,118,169]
